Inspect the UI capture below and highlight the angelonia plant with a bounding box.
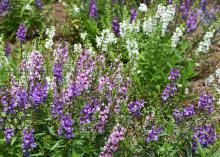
[0,0,220,157]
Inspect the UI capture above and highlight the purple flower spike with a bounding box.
[198,93,214,113]
[162,83,177,101]
[99,124,126,157]
[128,99,144,117]
[186,12,197,32]
[112,16,120,37]
[17,24,26,42]
[4,41,11,57]
[167,0,172,4]
[168,68,180,80]
[22,128,36,155]
[0,0,9,14]
[183,104,195,117]
[200,0,206,12]
[89,0,97,18]
[4,128,14,143]
[173,108,182,123]
[146,125,162,143]
[35,0,43,8]
[130,7,137,23]
[58,113,73,139]
[192,124,216,152]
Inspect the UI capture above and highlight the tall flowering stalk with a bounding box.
[45,26,55,49]
[162,68,180,101]
[186,12,197,32]
[146,125,162,143]
[17,24,26,42]
[112,16,120,37]
[58,113,73,139]
[27,51,48,108]
[180,0,191,20]
[198,93,214,113]
[196,30,215,53]
[4,127,14,143]
[0,0,9,14]
[22,128,36,157]
[173,104,195,123]
[89,0,97,18]
[99,124,126,157]
[35,0,43,8]
[128,99,144,117]
[192,125,216,153]
[4,41,10,57]
[130,7,137,23]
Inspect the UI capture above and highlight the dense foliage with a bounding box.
[0,0,220,157]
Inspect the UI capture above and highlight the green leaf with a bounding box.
[30,153,44,157]
[50,140,63,152]
[197,141,206,157]
[11,137,16,145]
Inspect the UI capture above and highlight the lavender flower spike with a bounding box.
[4,41,11,57]
[35,0,43,8]
[192,124,216,152]
[4,128,14,143]
[17,24,26,42]
[168,68,180,80]
[0,0,9,14]
[22,128,36,156]
[130,7,137,23]
[112,16,120,37]
[146,125,162,143]
[99,124,126,157]
[89,0,97,18]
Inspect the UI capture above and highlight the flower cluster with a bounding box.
[89,0,97,18]
[35,0,43,8]
[139,3,147,12]
[79,99,99,125]
[112,16,120,37]
[200,0,207,12]
[127,99,144,117]
[196,30,215,53]
[146,125,162,143]
[28,51,48,107]
[155,4,176,35]
[168,68,180,80]
[143,16,157,35]
[173,104,195,123]
[0,0,9,14]
[126,39,139,58]
[17,24,26,42]
[1,88,16,114]
[96,29,117,51]
[130,8,137,23]
[192,124,216,152]
[45,26,55,49]
[22,128,36,156]
[58,113,73,139]
[4,127,14,143]
[4,41,10,57]
[206,68,220,104]
[171,26,185,48]
[95,105,110,133]
[198,93,214,113]
[162,68,180,101]
[119,20,134,37]
[99,124,126,157]
[186,12,197,32]
[52,42,68,84]
[180,0,191,20]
